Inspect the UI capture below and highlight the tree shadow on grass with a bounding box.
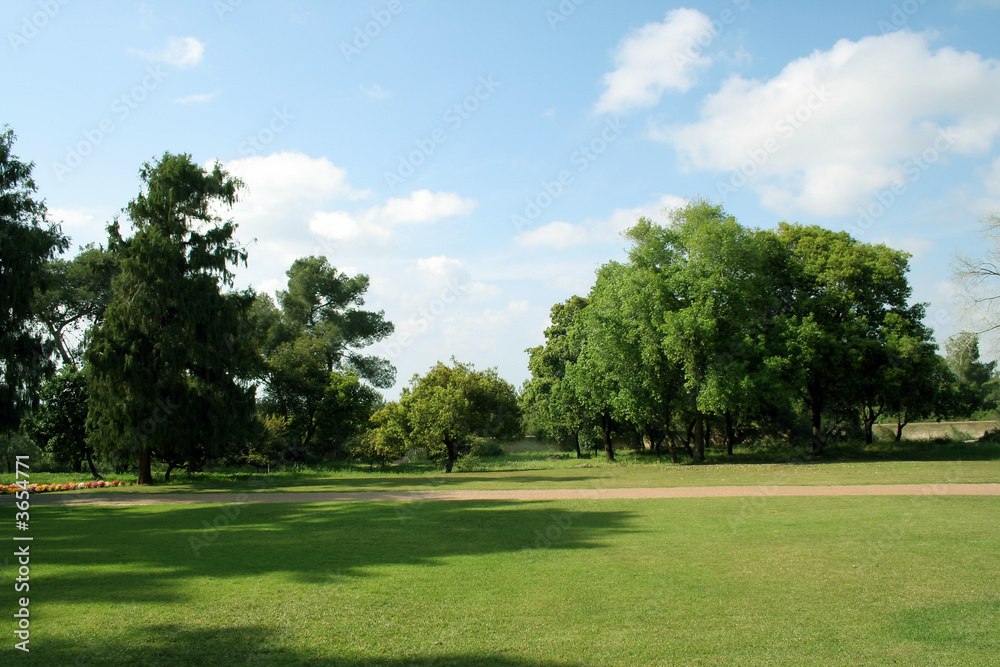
[19,501,637,604]
[2,623,586,666]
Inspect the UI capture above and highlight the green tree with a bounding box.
[0,127,68,432]
[652,201,782,461]
[352,401,409,469]
[942,331,998,419]
[521,296,591,457]
[22,367,101,477]
[86,153,258,484]
[775,223,914,454]
[34,244,117,367]
[260,257,394,458]
[402,359,521,472]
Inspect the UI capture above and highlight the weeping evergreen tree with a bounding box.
[86,154,258,484]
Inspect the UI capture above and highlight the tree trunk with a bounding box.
[601,410,615,462]
[164,460,178,482]
[444,439,458,473]
[72,457,83,473]
[664,425,678,463]
[725,412,735,456]
[811,394,825,455]
[573,431,582,459]
[693,412,705,463]
[86,452,103,480]
[137,445,154,485]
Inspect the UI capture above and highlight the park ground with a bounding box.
[2,437,998,666]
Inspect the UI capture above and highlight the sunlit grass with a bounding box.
[3,496,998,665]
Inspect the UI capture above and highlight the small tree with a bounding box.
[402,359,522,473]
[22,367,101,478]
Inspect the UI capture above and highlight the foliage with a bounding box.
[22,366,101,477]
[398,359,522,472]
[260,258,394,457]
[33,243,118,367]
[351,401,409,469]
[86,153,259,484]
[0,126,68,432]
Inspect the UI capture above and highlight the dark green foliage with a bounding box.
[0,126,68,432]
[22,366,101,477]
[86,153,258,484]
[259,257,394,459]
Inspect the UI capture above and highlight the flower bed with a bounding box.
[0,480,133,494]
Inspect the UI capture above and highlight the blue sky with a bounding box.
[5,0,1000,397]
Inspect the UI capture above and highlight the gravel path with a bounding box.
[19,483,1000,506]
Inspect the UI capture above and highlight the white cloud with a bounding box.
[657,31,1000,216]
[222,152,371,225]
[378,190,477,224]
[175,91,219,104]
[415,256,501,302]
[872,235,935,259]
[360,83,390,99]
[131,36,205,68]
[514,194,686,249]
[49,207,96,231]
[514,221,590,248]
[595,8,715,114]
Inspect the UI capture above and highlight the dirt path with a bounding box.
[19,483,1000,506]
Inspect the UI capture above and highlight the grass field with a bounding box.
[5,436,1000,494]
[2,495,998,665]
[3,438,997,664]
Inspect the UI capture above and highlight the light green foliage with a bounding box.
[352,401,409,468]
[0,126,68,432]
[86,153,258,483]
[941,331,999,419]
[400,359,522,472]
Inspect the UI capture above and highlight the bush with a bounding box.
[470,438,505,457]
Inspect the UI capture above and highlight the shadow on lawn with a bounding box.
[3,624,585,666]
[25,501,638,604]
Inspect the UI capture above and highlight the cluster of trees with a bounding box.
[2,128,523,481]
[521,200,1000,461]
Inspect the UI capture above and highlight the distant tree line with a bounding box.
[520,200,1000,462]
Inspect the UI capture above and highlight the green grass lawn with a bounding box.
[5,437,1000,494]
[3,495,999,665]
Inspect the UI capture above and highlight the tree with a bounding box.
[0,126,68,432]
[352,401,408,469]
[402,359,521,473]
[942,331,998,419]
[260,257,394,458]
[652,201,782,461]
[22,367,101,478]
[86,153,258,484]
[775,223,915,454]
[34,244,117,367]
[521,296,591,457]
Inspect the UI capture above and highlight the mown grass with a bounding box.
[2,496,998,665]
[4,436,999,494]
